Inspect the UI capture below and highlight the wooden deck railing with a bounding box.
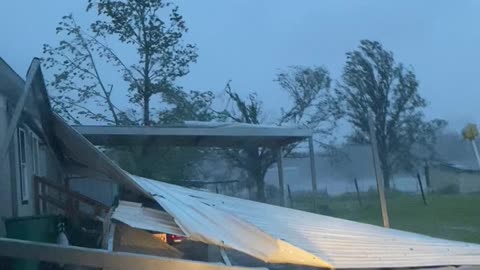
[33,176,109,218]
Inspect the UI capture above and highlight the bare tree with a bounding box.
[218,66,338,202]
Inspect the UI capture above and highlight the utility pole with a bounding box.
[368,112,390,228]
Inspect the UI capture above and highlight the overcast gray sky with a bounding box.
[1,0,479,132]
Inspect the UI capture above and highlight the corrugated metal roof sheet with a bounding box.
[130,175,480,269]
[112,201,184,236]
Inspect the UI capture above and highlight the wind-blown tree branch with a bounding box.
[159,88,216,123]
[218,66,337,202]
[335,40,446,189]
[43,15,124,125]
[88,0,198,125]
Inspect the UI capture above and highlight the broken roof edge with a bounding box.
[121,176,334,269]
[72,123,313,148]
[73,123,313,138]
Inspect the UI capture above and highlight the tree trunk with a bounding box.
[143,95,150,126]
[254,168,266,202]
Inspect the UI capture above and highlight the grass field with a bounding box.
[292,191,480,244]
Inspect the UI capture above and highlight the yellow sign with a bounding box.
[462,123,479,141]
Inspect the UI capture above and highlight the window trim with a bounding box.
[17,127,29,204]
[31,132,40,176]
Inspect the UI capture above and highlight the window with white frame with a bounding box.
[17,128,29,204]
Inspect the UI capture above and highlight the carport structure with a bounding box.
[73,122,318,205]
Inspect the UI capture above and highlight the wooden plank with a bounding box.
[40,183,47,214]
[367,112,390,228]
[0,61,39,165]
[107,223,116,252]
[36,176,109,211]
[276,146,285,206]
[0,238,267,270]
[102,208,114,249]
[308,137,318,192]
[33,177,40,215]
[220,248,232,266]
[38,194,65,211]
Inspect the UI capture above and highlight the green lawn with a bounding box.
[292,191,480,244]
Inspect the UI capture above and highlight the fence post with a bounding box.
[354,178,362,207]
[416,172,427,205]
[287,184,293,208]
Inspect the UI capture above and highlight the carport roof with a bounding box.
[72,122,313,147]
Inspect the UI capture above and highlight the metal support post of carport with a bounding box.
[277,136,317,207]
[276,146,285,206]
[308,136,318,192]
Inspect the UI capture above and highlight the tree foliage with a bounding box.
[43,15,124,125]
[335,40,446,188]
[44,0,197,126]
[218,66,337,202]
[44,0,208,183]
[88,0,198,125]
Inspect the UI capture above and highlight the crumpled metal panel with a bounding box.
[113,201,185,236]
[131,176,331,268]
[130,175,480,269]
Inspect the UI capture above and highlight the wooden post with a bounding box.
[41,184,47,214]
[368,112,390,228]
[219,248,232,266]
[308,137,318,192]
[416,172,427,205]
[33,178,40,215]
[277,147,285,206]
[354,178,362,207]
[0,62,39,165]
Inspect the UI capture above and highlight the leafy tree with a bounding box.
[108,88,216,181]
[88,0,197,125]
[335,40,446,189]
[44,0,197,126]
[43,0,208,182]
[218,66,337,202]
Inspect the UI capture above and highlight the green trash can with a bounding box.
[5,215,61,270]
